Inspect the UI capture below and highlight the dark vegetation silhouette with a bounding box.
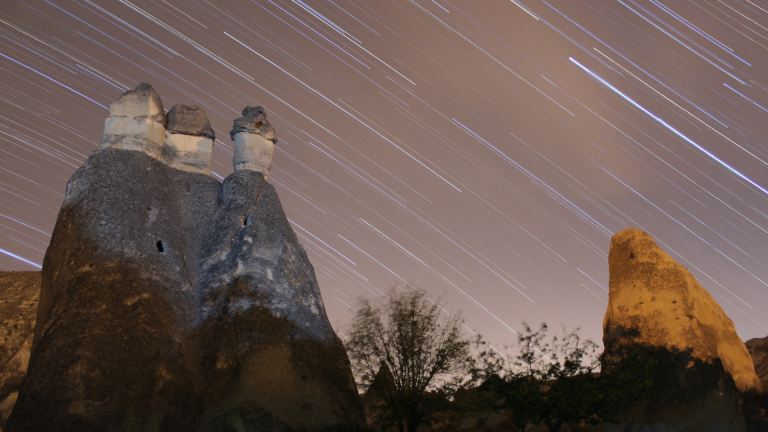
[466,323,654,432]
[345,290,766,431]
[344,285,473,432]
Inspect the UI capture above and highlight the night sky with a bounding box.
[2,0,768,349]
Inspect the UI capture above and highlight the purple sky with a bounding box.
[2,0,768,349]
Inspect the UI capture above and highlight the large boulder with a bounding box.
[0,271,40,429]
[6,86,364,431]
[603,228,757,432]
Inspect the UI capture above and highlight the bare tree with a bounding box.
[344,285,473,431]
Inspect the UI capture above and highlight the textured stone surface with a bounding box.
[6,147,364,431]
[166,105,215,139]
[195,171,363,430]
[0,271,39,430]
[603,228,756,432]
[229,106,277,142]
[745,336,768,389]
[604,228,760,392]
[101,83,167,158]
[8,148,220,432]
[161,133,213,175]
[233,132,274,178]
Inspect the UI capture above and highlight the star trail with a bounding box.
[2,0,768,348]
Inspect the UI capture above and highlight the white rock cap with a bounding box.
[160,104,215,175]
[230,106,277,180]
[101,83,167,158]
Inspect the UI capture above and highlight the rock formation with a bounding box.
[161,104,215,175]
[6,83,364,431]
[101,83,167,158]
[231,106,277,180]
[745,336,768,390]
[0,271,39,429]
[603,228,758,432]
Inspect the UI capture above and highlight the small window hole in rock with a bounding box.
[157,240,165,253]
[243,216,250,227]
[629,252,635,259]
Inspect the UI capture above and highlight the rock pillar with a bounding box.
[101,83,167,158]
[161,104,215,175]
[230,106,277,180]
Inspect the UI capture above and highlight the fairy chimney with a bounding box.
[230,106,277,180]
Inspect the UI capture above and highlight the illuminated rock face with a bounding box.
[6,85,363,432]
[604,228,757,432]
[604,228,760,392]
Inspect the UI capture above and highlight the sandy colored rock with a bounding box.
[604,228,760,392]
[0,271,39,430]
[101,83,167,158]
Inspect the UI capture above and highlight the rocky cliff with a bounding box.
[5,83,364,432]
[603,228,758,432]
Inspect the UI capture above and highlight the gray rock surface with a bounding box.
[195,171,363,430]
[167,105,215,139]
[229,106,277,142]
[6,145,364,431]
[0,271,39,430]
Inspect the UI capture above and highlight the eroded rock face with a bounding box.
[745,336,768,389]
[161,104,215,175]
[7,147,364,431]
[101,83,167,158]
[0,272,39,429]
[604,228,760,392]
[229,106,277,142]
[10,148,220,432]
[604,228,757,432]
[230,106,277,180]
